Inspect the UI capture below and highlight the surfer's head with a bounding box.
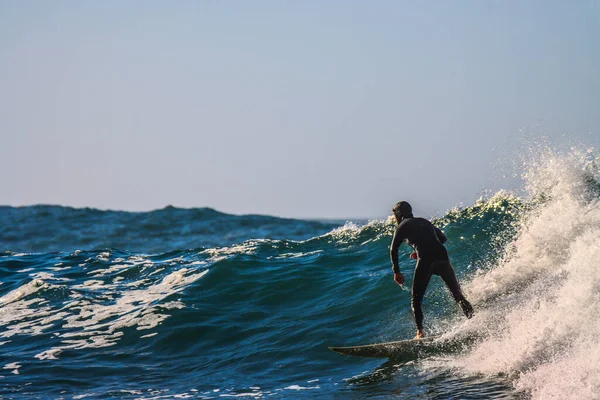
[393,201,413,222]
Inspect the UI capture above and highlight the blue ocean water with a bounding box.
[2,148,600,399]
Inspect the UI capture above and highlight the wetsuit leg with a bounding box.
[434,260,474,318]
[411,260,433,331]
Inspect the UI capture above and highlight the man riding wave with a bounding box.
[390,201,474,339]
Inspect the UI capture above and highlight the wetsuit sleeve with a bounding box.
[390,225,404,274]
[434,225,447,244]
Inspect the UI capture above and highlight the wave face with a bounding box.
[0,147,599,399]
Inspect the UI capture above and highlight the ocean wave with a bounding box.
[450,147,600,400]
[1,148,598,399]
[0,206,343,254]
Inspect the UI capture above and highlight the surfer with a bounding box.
[390,201,473,339]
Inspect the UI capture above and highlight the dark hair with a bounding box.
[393,201,413,217]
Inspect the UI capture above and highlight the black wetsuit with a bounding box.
[390,216,473,330]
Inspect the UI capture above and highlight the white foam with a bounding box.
[202,240,267,262]
[451,148,600,399]
[3,362,21,375]
[283,384,321,390]
[33,269,209,358]
[35,348,62,360]
[0,280,46,306]
[88,264,131,277]
[32,272,71,282]
[320,219,394,246]
[273,250,323,260]
[0,251,209,362]
[73,393,96,399]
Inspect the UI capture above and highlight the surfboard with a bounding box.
[328,336,441,359]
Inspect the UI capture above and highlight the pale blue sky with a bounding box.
[2,1,599,218]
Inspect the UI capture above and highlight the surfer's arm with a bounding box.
[390,226,404,273]
[434,225,447,244]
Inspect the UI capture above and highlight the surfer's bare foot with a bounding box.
[414,329,424,339]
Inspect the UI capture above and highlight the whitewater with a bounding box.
[449,147,600,399]
[1,147,599,399]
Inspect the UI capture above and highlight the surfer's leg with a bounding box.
[411,261,433,332]
[436,261,474,319]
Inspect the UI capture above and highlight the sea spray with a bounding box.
[453,148,600,399]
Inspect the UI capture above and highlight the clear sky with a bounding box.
[2,1,599,218]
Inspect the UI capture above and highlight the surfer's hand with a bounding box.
[410,252,418,260]
[394,272,404,286]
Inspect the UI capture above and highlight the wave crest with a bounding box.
[453,147,600,399]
